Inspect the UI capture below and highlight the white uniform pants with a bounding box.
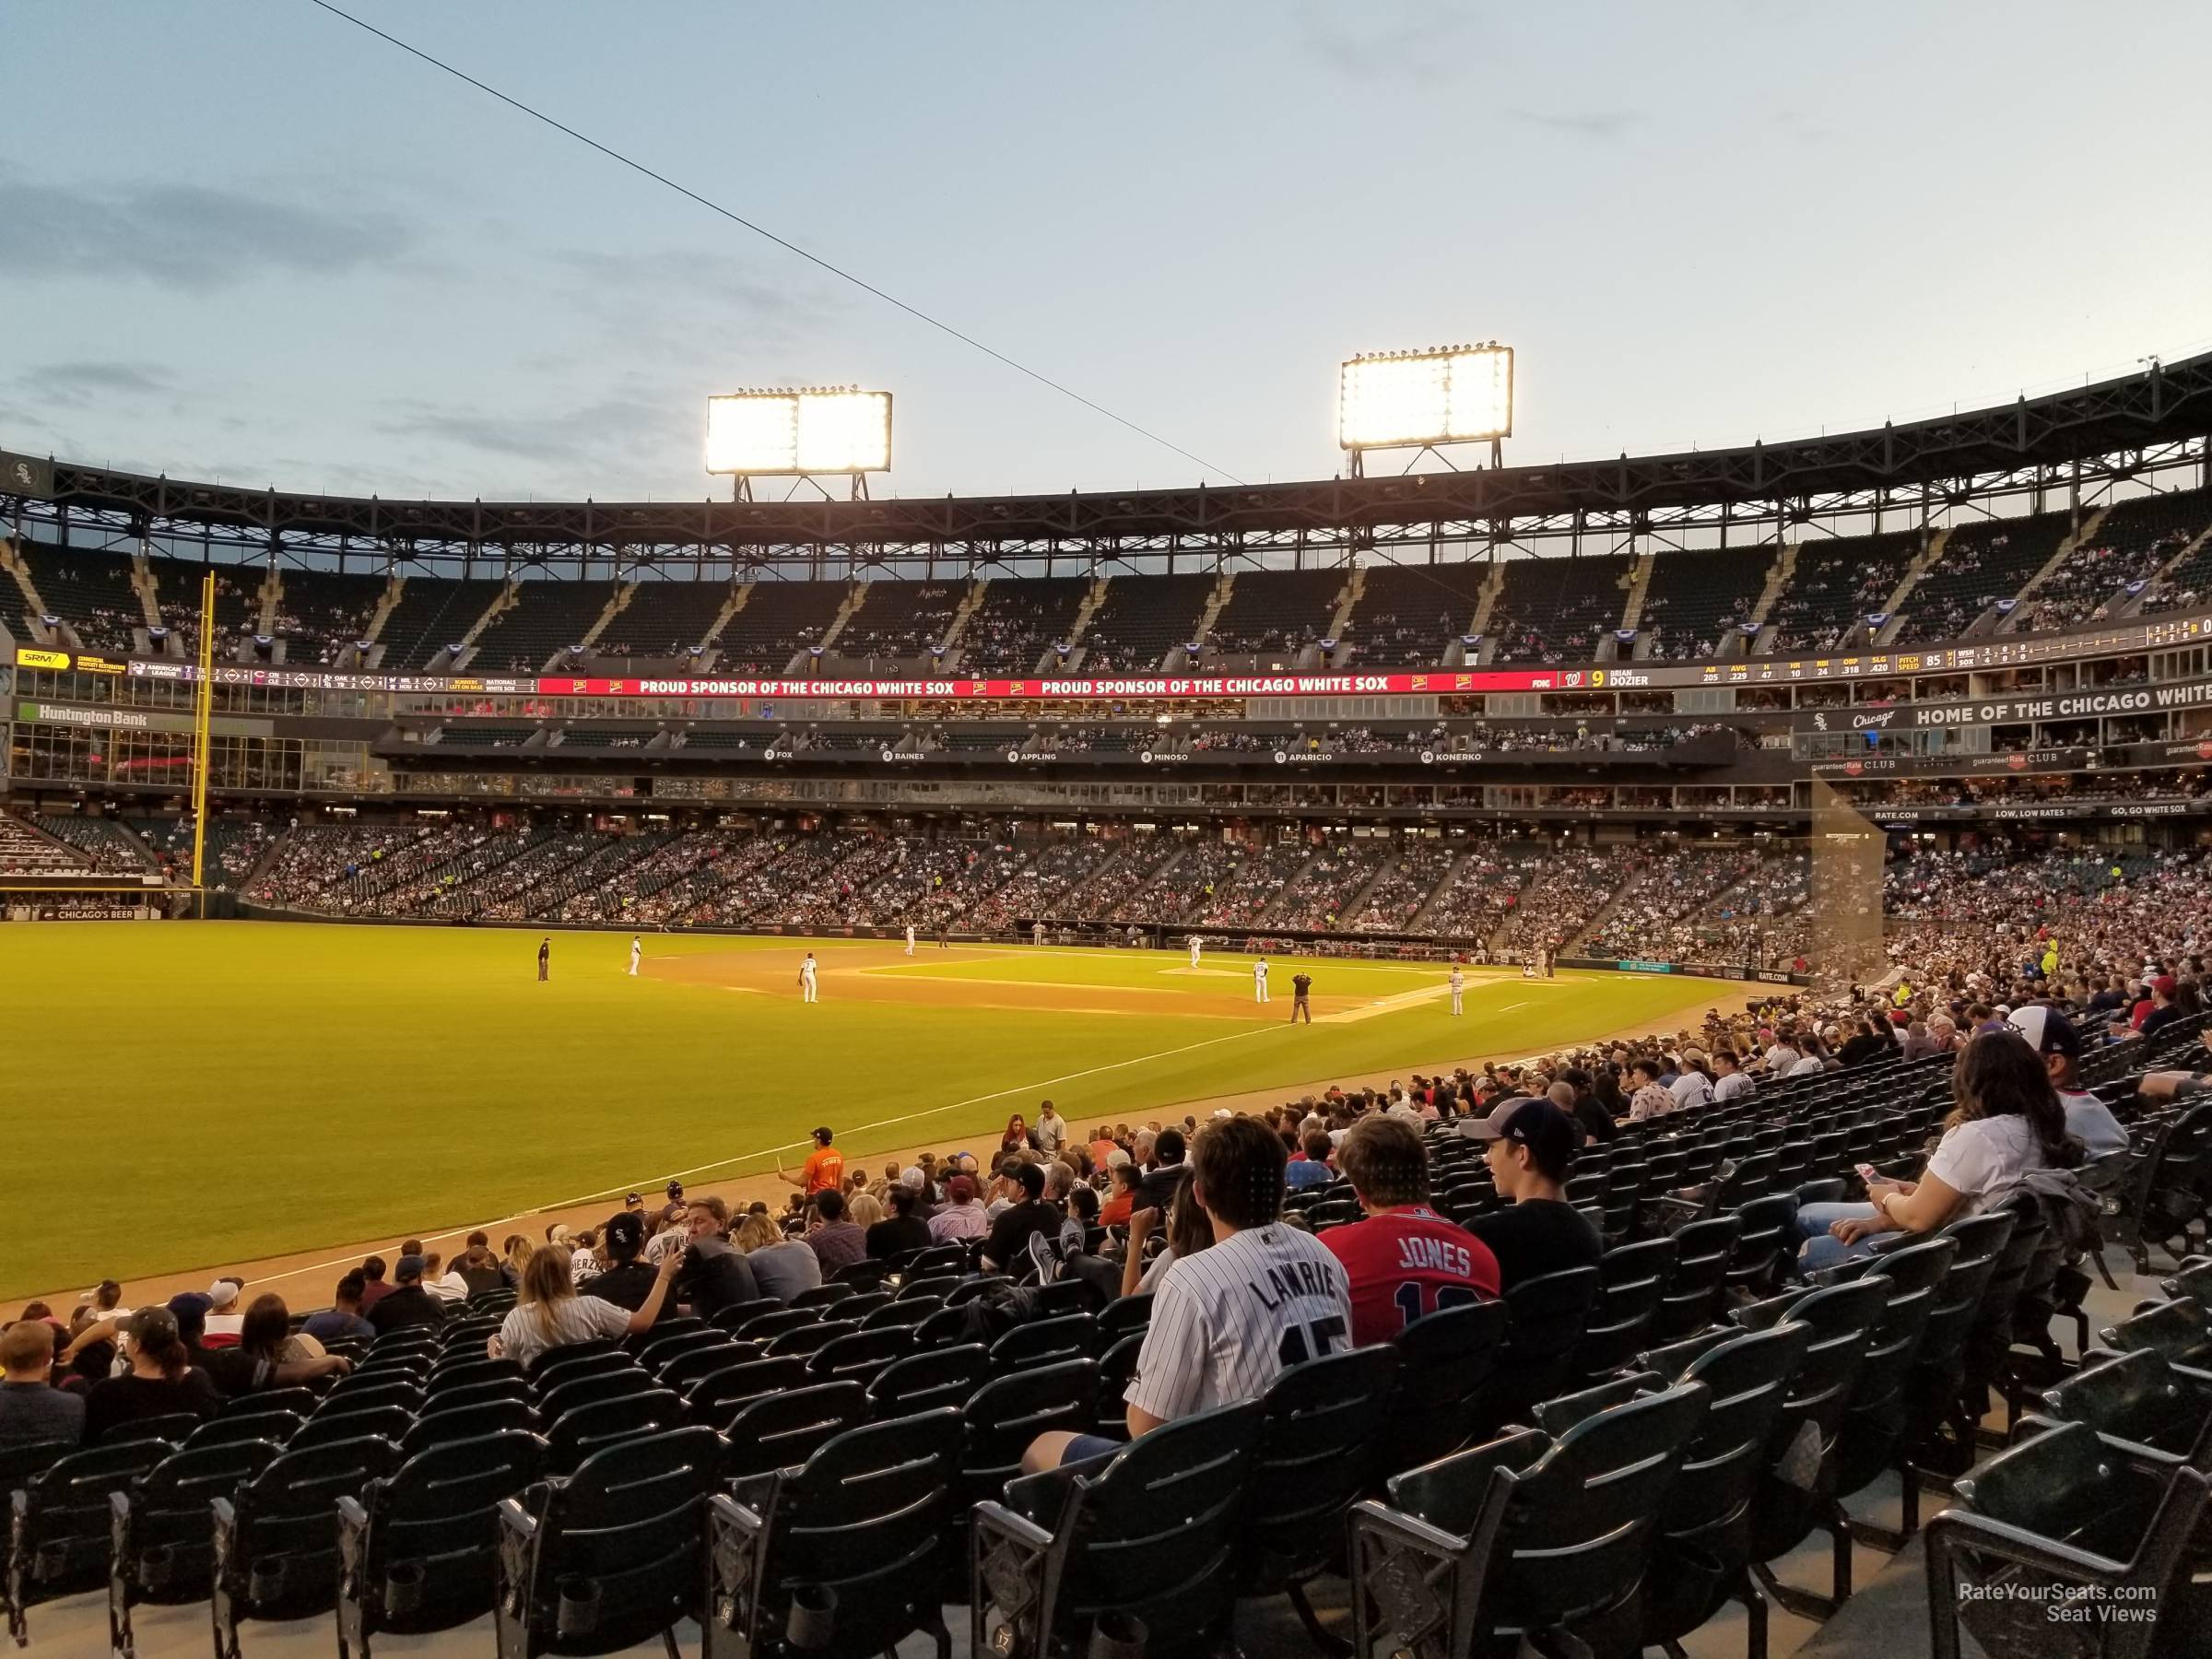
[1255,979,1269,1003]
[1452,989,1463,1015]
[802,976,818,1003]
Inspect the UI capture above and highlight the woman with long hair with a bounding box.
[1122,1169,1215,1298]
[488,1242,678,1369]
[1000,1113,1034,1156]
[732,1208,822,1303]
[203,1293,354,1398]
[844,1191,885,1231]
[1794,1030,2081,1273]
[82,1307,220,1445]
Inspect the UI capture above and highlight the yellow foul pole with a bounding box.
[190,571,215,911]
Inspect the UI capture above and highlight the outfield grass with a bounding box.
[3,923,1735,1297]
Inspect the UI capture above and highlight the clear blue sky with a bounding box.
[5,1,2208,503]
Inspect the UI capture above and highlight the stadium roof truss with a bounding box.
[5,351,2211,581]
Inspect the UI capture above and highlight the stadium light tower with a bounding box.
[1338,343,1513,477]
[705,387,893,500]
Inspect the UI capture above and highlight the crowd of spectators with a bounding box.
[1347,837,1461,933]
[1253,841,1382,931]
[21,883,2201,1518]
[2018,528,2190,631]
[1578,844,1760,961]
[1194,844,1309,937]
[1493,847,1625,958]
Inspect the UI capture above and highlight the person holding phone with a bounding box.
[1793,1031,2081,1273]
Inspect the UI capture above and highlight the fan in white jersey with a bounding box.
[1023,1115,1351,1471]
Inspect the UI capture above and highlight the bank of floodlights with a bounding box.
[706,388,892,497]
[1339,343,1513,474]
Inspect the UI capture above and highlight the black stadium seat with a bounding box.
[686,1357,809,1430]
[98,1411,204,1449]
[538,1365,653,1422]
[1478,1265,1601,1438]
[335,1428,547,1656]
[545,1389,684,1477]
[805,1324,914,1387]
[1234,1345,1400,1641]
[109,1439,283,1653]
[185,1410,305,1452]
[1926,1421,2209,1659]
[1376,1299,1509,1478]
[211,1434,402,1657]
[703,1408,964,1659]
[292,1403,415,1453]
[1634,1321,1813,1656]
[5,1438,173,1644]
[399,1395,536,1455]
[493,1425,724,1657]
[1350,1382,1712,1658]
[974,1400,1265,1659]
[867,1343,990,1420]
[724,1382,871,1478]
[2026,1347,2212,1464]
[525,1337,621,1384]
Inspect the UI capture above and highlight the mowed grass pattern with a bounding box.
[3,923,1733,1297]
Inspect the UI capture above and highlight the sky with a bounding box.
[5,1,2210,507]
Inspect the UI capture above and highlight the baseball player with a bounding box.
[904,924,915,957]
[629,935,641,976]
[1189,934,1205,970]
[1449,961,1465,1016]
[798,951,819,1004]
[1253,956,1270,1004]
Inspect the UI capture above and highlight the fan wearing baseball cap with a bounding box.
[2006,1005,2128,1157]
[780,1126,846,1196]
[81,1306,219,1447]
[1460,1100,1603,1290]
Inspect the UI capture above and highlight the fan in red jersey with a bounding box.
[1319,1113,1499,1346]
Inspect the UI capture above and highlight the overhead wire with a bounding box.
[301,0,1247,486]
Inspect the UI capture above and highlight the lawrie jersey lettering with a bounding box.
[1248,1254,1344,1312]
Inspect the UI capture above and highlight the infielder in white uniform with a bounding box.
[1189,934,1204,969]
[798,951,819,1003]
[629,935,641,976]
[904,924,915,957]
[1253,957,1270,1003]
[1449,962,1464,1016]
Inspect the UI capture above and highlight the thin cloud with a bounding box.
[554,249,841,353]
[0,167,413,290]
[18,361,176,405]
[379,388,696,476]
[1298,2,1482,86]
[1506,108,1647,141]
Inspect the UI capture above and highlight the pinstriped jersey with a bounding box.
[1123,1223,1353,1423]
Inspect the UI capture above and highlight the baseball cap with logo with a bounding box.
[602,1210,647,1257]
[1458,1097,1577,1167]
[2006,1005,2082,1059]
[126,1306,182,1346]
